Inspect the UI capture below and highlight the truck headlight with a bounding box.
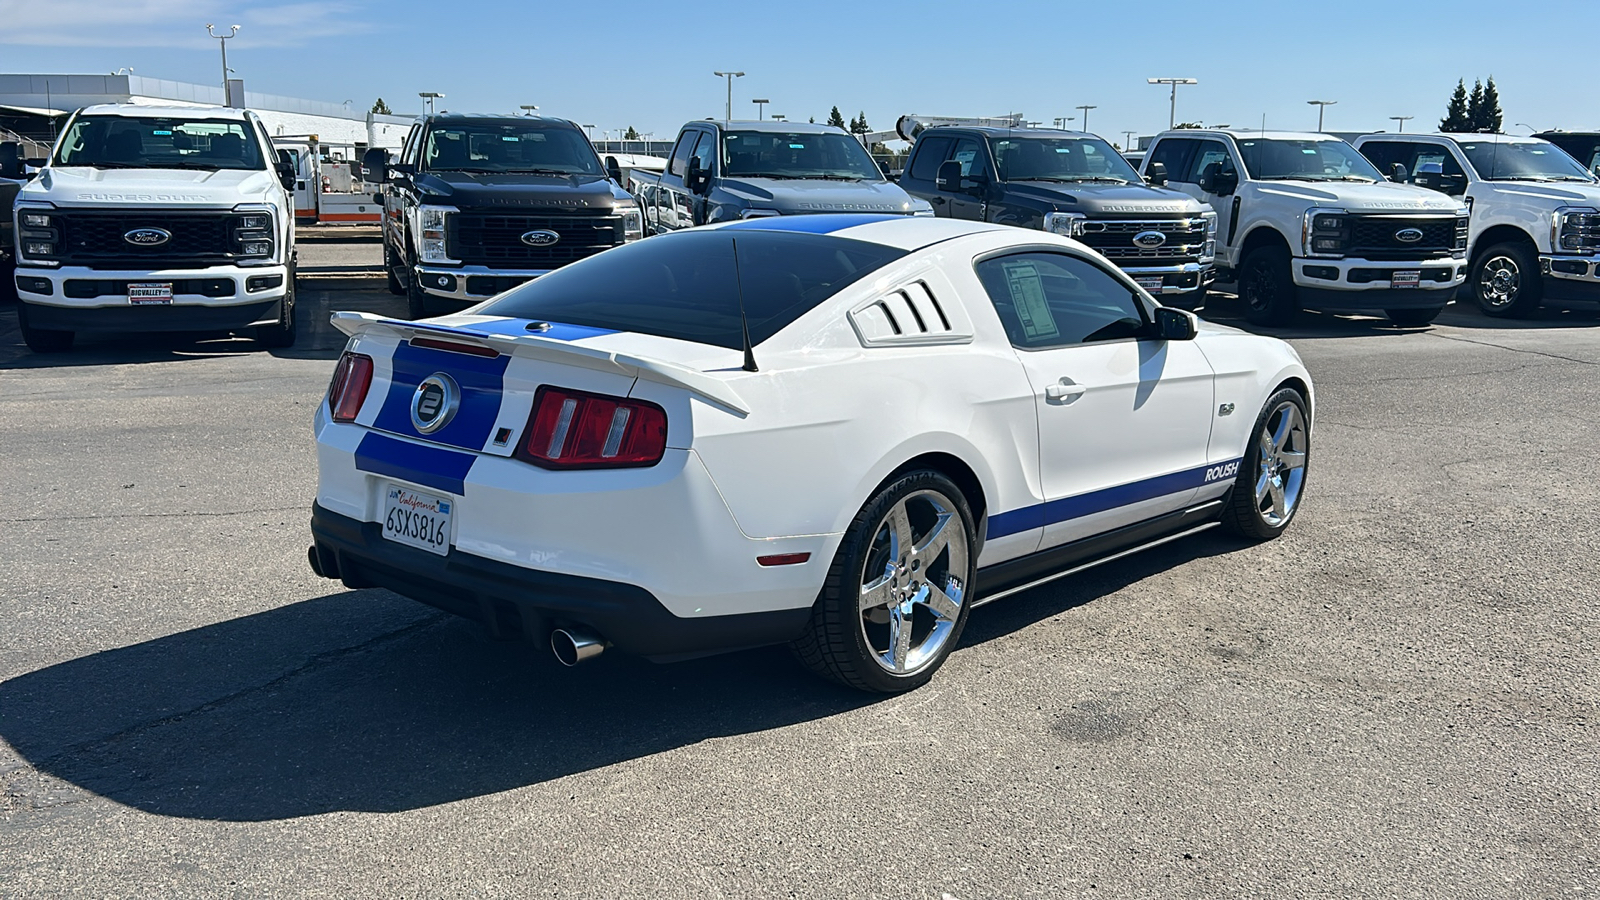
[420,206,455,263]
[1303,207,1349,257]
[615,200,644,242]
[1044,212,1086,237]
[1553,206,1599,256]
[21,213,51,228]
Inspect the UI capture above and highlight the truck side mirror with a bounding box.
[1389,163,1410,183]
[686,159,711,193]
[0,141,24,180]
[275,161,296,191]
[361,147,389,184]
[1145,161,1168,187]
[604,154,623,185]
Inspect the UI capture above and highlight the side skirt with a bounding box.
[972,496,1227,608]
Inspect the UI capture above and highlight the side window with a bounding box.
[1357,140,1404,174]
[667,131,696,178]
[1146,138,1194,180]
[1185,140,1234,183]
[1410,143,1466,194]
[907,135,954,181]
[689,131,715,174]
[975,252,1150,350]
[950,138,989,178]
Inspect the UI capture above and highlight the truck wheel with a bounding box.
[17,302,73,353]
[1,263,16,304]
[1471,241,1543,318]
[1221,388,1310,542]
[791,470,976,694]
[254,269,297,348]
[1384,306,1444,326]
[1239,245,1300,326]
[384,244,404,296]
[404,252,439,320]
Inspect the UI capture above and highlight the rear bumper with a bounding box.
[309,503,812,661]
[19,296,282,332]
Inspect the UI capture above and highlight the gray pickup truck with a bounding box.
[629,120,932,232]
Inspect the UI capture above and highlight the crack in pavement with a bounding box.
[1428,330,1600,366]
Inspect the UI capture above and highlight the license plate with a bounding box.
[128,282,173,305]
[1135,276,1164,292]
[381,484,454,556]
[1392,270,1421,289]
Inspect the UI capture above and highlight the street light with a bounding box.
[752,98,769,121]
[520,104,539,116]
[1147,77,1197,129]
[1122,130,1137,149]
[770,114,786,122]
[418,91,443,115]
[1515,122,1538,134]
[1389,115,1414,133]
[713,71,745,124]
[1076,104,1097,133]
[1052,116,1075,129]
[581,123,596,140]
[204,24,240,94]
[1307,100,1337,131]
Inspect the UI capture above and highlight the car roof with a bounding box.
[711,120,846,135]
[705,213,1009,250]
[1165,129,1335,142]
[76,104,251,120]
[922,126,1092,139]
[1357,132,1549,145]
[426,113,574,127]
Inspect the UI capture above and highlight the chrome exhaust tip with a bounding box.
[550,627,605,667]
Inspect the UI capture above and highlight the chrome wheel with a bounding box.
[1254,402,1308,528]
[857,489,968,676]
[1478,254,1521,309]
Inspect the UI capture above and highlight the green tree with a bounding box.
[624,126,640,140]
[827,106,846,129]
[1467,79,1486,131]
[808,116,815,124]
[1439,80,1471,132]
[1475,77,1504,133]
[852,111,871,137]
[1173,122,1204,130]
[370,98,392,115]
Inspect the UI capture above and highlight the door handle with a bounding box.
[1044,380,1087,401]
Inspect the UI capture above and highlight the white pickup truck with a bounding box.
[1141,130,1469,325]
[1354,133,1600,317]
[12,104,298,352]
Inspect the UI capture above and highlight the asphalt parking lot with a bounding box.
[1,241,1596,898]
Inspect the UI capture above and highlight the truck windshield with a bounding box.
[990,136,1142,183]
[53,116,264,170]
[423,122,602,175]
[721,131,885,181]
[1237,139,1384,183]
[477,230,907,350]
[1459,140,1597,182]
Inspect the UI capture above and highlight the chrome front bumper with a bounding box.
[414,265,554,302]
[1120,261,1216,295]
[1541,254,1600,284]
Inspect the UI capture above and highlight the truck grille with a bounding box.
[52,211,239,269]
[1347,215,1463,261]
[448,212,624,267]
[1075,218,1210,263]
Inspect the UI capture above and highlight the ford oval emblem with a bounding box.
[410,374,460,434]
[124,227,172,247]
[1395,227,1424,243]
[1132,230,1167,249]
[520,229,561,247]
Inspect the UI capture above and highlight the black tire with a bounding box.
[384,242,404,296]
[0,262,16,304]
[254,264,297,348]
[1165,287,1205,311]
[17,301,73,353]
[1384,306,1444,326]
[1238,244,1300,326]
[1470,240,1543,318]
[1221,388,1310,542]
[404,249,438,320]
[792,470,977,693]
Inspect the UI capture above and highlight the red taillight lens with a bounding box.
[516,386,668,469]
[327,351,374,423]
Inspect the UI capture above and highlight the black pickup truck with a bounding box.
[897,124,1217,307]
[364,114,643,318]
[628,120,932,232]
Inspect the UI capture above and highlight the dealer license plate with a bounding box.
[382,484,453,556]
[1392,270,1421,289]
[1135,276,1164,292]
[128,282,173,305]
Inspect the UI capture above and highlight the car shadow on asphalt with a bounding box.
[0,531,1243,823]
[1197,291,1600,339]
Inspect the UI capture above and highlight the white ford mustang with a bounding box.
[309,214,1312,693]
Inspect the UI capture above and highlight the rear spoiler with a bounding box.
[330,312,750,415]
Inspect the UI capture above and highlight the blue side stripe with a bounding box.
[720,212,906,234]
[372,342,511,451]
[445,319,618,342]
[354,432,475,496]
[987,459,1243,539]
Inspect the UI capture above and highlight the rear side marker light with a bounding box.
[327,351,374,422]
[757,553,811,567]
[410,336,500,358]
[515,385,667,469]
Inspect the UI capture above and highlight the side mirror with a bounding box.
[0,141,24,180]
[686,159,711,193]
[361,147,389,184]
[1145,161,1168,187]
[604,154,623,184]
[372,191,385,205]
[935,159,963,192]
[1153,306,1198,341]
[275,161,296,191]
[1389,162,1410,183]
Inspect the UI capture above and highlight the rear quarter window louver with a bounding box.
[848,277,974,347]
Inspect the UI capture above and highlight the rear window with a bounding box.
[477,230,908,350]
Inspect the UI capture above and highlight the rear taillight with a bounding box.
[515,386,667,469]
[327,351,374,423]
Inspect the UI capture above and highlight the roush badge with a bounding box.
[411,374,461,434]
[124,227,172,247]
[1132,230,1168,249]
[1394,227,1424,243]
[520,229,561,247]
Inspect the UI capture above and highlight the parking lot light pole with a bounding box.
[418,91,443,115]
[1389,115,1414,133]
[520,105,539,117]
[1122,130,1137,150]
[1147,78,1196,129]
[1052,116,1074,129]
[1307,100,1337,132]
[713,71,744,124]
[204,24,240,93]
[752,99,769,121]
[1076,104,1097,133]
[581,123,596,141]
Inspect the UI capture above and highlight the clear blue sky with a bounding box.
[3,0,1597,144]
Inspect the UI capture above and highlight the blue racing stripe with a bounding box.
[355,432,475,496]
[372,341,511,451]
[720,213,906,234]
[988,458,1243,539]
[444,319,618,342]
